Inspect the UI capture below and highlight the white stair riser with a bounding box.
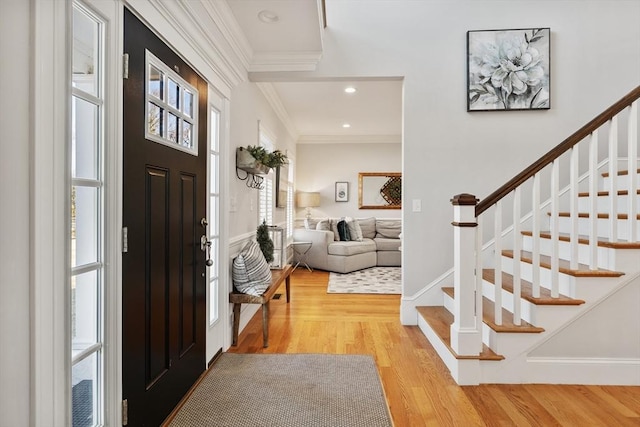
[577,193,639,212]
[602,173,639,192]
[480,280,584,328]
[556,216,640,240]
[522,234,617,270]
[500,255,576,297]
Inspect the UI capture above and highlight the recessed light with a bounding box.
[258,10,279,23]
[342,123,351,128]
[344,87,357,94]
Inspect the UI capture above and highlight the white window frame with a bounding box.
[258,123,275,225]
[208,104,221,326]
[144,50,199,155]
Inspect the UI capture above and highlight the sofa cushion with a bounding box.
[357,217,377,239]
[376,219,401,239]
[232,240,272,296]
[316,219,336,240]
[374,237,401,251]
[327,239,376,256]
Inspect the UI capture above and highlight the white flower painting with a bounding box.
[467,28,550,111]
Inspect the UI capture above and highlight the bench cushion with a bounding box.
[327,239,376,256]
[232,241,272,296]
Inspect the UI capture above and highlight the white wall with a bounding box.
[0,0,31,424]
[296,142,402,219]
[261,0,640,315]
[229,82,297,237]
[530,277,640,358]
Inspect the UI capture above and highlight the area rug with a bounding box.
[168,353,392,427]
[328,266,401,294]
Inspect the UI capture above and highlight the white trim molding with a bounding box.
[31,0,71,425]
[255,83,299,142]
[250,51,323,72]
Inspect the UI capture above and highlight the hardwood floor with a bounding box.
[228,269,640,426]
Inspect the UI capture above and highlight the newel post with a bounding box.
[450,194,482,356]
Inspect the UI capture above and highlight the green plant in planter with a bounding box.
[256,220,274,263]
[246,145,288,169]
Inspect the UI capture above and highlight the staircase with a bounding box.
[417,86,640,385]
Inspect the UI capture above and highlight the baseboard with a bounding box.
[400,268,453,325]
[525,357,640,385]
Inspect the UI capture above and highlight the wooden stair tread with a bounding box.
[442,287,545,333]
[551,212,640,220]
[578,189,640,197]
[521,230,640,249]
[602,168,640,177]
[416,306,504,361]
[502,250,624,277]
[482,269,584,305]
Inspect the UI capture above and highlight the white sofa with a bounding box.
[293,217,401,274]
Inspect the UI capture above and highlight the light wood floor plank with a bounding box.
[228,269,640,426]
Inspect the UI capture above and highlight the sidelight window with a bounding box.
[71,3,104,426]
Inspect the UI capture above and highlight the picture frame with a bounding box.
[335,182,349,202]
[467,28,550,112]
[275,164,289,208]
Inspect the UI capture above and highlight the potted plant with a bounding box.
[256,220,274,263]
[237,145,288,174]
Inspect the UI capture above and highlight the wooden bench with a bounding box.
[230,264,293,348]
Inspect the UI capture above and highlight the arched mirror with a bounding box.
[358,172,402,209]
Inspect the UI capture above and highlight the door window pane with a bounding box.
[148,65,163,99]
[184,91,193,118]
[167,112,178,143]
[168,78,179,109]
[72,186,98,267]
[148,103,162,137]
[72,97,98,180]
[209,278,218,324]
[182,121,192,148]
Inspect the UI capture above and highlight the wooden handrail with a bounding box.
[476,85,640,216]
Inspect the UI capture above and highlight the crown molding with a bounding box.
[249,51,323,72]
[197,0,254,72]
[256,83,299,141]
[130,0,246,91]
[297,134,402,144]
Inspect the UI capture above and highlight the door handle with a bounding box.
[200,235,213,267]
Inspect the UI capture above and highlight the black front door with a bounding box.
[122,8,207,426]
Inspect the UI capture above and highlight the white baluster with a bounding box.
[512,187,521,325]
[550,160,560,298]
[570,146,580,270]
[628,101,638,242]
[494,201,502,325]
[609,116,619,242]
[475,215,483,340]
[532,173,541,298]
[589,130,599,269]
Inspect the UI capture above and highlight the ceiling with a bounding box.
[225,0,403,142]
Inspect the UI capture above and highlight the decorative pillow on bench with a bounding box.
[232,240,272,296]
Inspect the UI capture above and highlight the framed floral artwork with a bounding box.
[467,28,550,111]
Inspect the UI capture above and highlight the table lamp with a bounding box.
[296,192,321,226]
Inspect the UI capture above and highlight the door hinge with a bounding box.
[122,227,128,253]
[122,399,128,425]
[123,53,129,79]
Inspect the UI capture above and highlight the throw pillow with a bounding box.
[232,240,272,296]
[316,219,336,240]
[330,219,340,241]
[345,216,363,242]
[337,219,351,241]
[357,217,376,239]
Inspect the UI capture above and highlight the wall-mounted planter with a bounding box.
[236,147,271,175]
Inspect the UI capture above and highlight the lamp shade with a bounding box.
[296,192,321,208]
